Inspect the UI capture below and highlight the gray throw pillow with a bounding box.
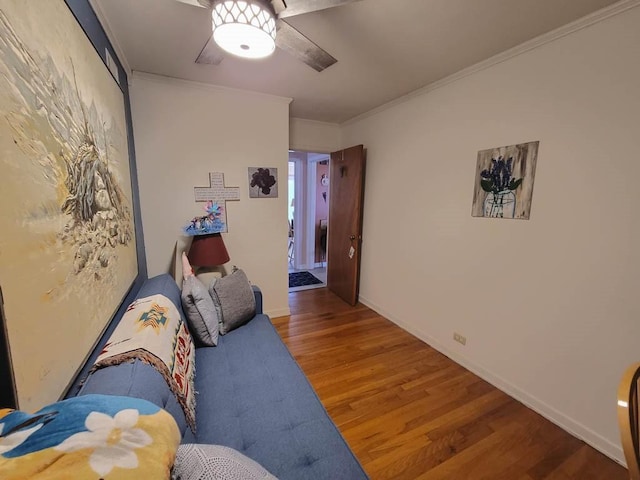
[208,268,256,335]
[181,275,219,346]
[171,444,277,480]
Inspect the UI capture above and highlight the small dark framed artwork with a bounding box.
[248,167,278,198]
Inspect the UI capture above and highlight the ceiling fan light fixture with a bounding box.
[212,0,276,59]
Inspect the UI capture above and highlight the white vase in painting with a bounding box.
[484,190,516,218]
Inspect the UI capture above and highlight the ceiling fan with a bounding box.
[175,0,360,72]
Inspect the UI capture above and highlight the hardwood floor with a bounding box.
[273,288,628,480]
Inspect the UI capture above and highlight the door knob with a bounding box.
[349,235,356,241]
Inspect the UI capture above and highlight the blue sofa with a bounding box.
[75,274,368,479]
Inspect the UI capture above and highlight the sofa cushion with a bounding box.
[191,315,368,480]
[181,275,219,347]
[171,444,277,480]
[79,361,190,440]
[139,274,184,310]
[208,269,256,335]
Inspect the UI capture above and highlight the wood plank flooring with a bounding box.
[272,288,628,480]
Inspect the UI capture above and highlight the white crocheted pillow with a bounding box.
[171,444,277,480]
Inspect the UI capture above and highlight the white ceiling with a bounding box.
[92,0,620,123]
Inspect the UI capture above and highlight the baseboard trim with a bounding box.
[267,307,291,319]
[358,295,626,467]
[291,263,325,271]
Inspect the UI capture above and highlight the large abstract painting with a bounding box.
[471,141,539,220]
[0,0,137,410]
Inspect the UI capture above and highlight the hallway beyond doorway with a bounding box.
[287,151,330,275]
[288,267,326,293]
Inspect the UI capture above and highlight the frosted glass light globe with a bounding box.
[212,1,276,59]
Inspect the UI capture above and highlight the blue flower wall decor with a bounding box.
[184,201,225,235]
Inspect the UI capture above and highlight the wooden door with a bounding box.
[327,145,365,305]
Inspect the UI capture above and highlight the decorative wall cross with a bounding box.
[190,172,240,234]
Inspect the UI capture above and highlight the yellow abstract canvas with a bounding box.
[0,0,137,410]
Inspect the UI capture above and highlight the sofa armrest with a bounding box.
[252,285,263,315]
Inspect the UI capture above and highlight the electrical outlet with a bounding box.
[453,332,467,346]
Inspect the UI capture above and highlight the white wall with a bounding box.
[290,117,341,153]
[341,4,640,463]
[131,73,291,317]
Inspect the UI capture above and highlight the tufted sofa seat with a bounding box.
[74,274,368,479]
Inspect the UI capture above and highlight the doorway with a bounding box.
[288,151,329,292]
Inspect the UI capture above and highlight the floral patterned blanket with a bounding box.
[0,394,180,479]
[93,294,196,431]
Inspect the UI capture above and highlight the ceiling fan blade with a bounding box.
[275,0,360,18]
[271,0,288,16]
[175,0,213,7]
[196,36,225,65]
[275,20,337,72]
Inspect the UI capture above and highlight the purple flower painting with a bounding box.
[471,141,539,219]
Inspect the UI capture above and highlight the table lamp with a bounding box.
[187,233,230,281]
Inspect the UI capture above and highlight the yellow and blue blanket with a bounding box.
[0,394,180,479]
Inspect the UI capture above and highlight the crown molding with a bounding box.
[342,0,640,127]
[131,71,293,105]
[290,117,340,128]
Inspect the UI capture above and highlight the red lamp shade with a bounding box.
[187,233,230,267]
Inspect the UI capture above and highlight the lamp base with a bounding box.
[195,265,226,286]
